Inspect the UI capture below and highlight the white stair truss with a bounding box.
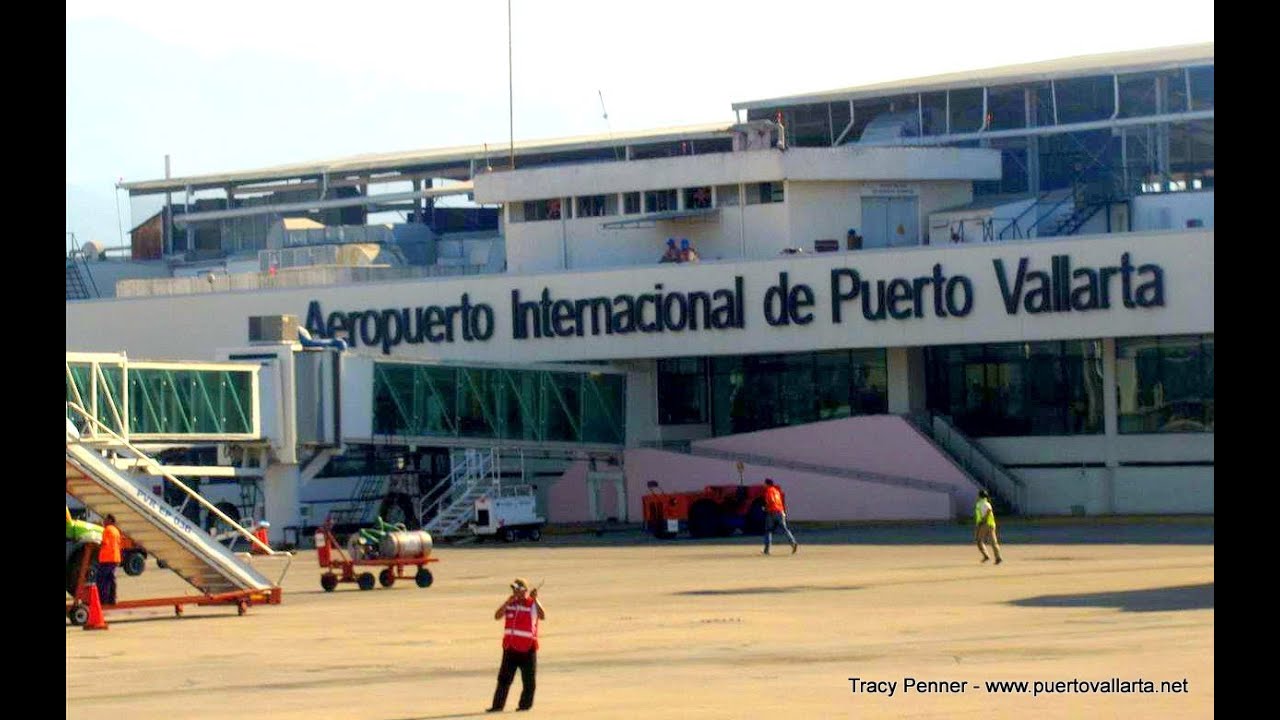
[66,402,292,596]
[420,448,504,539]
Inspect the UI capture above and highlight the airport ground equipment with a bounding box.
[65,403,290,625]
[315,517,438,591]
[641,481,770,539]
[470,488,545,542]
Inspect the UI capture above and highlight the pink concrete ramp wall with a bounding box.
[698,415,978,494]
[545,460,591,523]
[622,415,980,522]
[623,448,952,521]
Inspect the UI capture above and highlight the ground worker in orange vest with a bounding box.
[97,514,122,605]
[762,478,799,555]
[487,578,546,713]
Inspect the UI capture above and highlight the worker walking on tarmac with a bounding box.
[487,578,546,713]
[974,490,1003,565]
[762,478,798,555]
[97,514,122,605]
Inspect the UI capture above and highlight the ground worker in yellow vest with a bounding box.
[487,578,546,712]
[974,490,1003,565]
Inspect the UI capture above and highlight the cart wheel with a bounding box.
[122,552,147,576]
[501,528,517,543]
[415,568,434,588]
[69,604,89,626]
[237,601,248,616]
[357,572,376,591]
[320,573,339,592]
[528,527,542,542]
[379,568,396,588]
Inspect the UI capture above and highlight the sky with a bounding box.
[65,0,1213,253]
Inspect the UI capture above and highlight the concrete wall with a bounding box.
[1133,190,1214,231]
[475,147,1000,203]
[546,460,591,523]
[66,230,1215,365]
[979,433,1213,515]
[697,415,977,493]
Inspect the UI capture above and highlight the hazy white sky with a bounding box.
[65,0,1212,250]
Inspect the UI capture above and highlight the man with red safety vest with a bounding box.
[762,478,799,555]
[97,514,122,605]
[487,578,546,712]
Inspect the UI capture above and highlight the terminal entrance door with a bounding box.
[861,196,919,248]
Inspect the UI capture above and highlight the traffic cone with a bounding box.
[83,584,108,631]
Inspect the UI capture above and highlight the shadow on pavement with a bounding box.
[676,584,862,596]
[1010,582,1214,612]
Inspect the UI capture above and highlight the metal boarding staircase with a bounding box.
[65,403,290,596]
[909,413,1026,514]
[420,449,501,539]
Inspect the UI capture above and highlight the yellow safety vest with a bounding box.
[974,499,996,528]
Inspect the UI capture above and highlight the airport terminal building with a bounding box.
[66,43,1213,532]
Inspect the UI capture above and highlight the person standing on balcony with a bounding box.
[974,490,1003,565]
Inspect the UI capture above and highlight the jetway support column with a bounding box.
[263,463,302,546]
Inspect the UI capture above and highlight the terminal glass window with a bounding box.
[644,189,677,213]
[683,186,712,209]
[714,184,740,207]
[522,198,563,222]
[986,85,1026,130]
[373,362,625,444]
[1188,66,1214,111]
[1116,335,1213,433]
[746,182,784,205]
[710,349,887,436]
[576,194,617,218]
[623,192,641,214]
[657,357,708,425]
[1053,75,1115,124]
[948,88,985,133]
[924,341,1104,437]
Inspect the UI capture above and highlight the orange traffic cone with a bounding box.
[83,584,108,631]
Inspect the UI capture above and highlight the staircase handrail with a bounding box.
[996,191,1052,240]
[928,413,1025,511]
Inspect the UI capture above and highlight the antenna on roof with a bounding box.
[598,90,621,161]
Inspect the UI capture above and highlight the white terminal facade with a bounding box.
[66,43,1213,538]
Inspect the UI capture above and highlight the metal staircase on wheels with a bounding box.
[65,403,290,598]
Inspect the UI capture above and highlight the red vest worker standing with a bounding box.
[488,578,546,712]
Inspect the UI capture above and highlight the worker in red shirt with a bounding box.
[762,478,799,555]
[97,514,122,605]
[487,578,546,712]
